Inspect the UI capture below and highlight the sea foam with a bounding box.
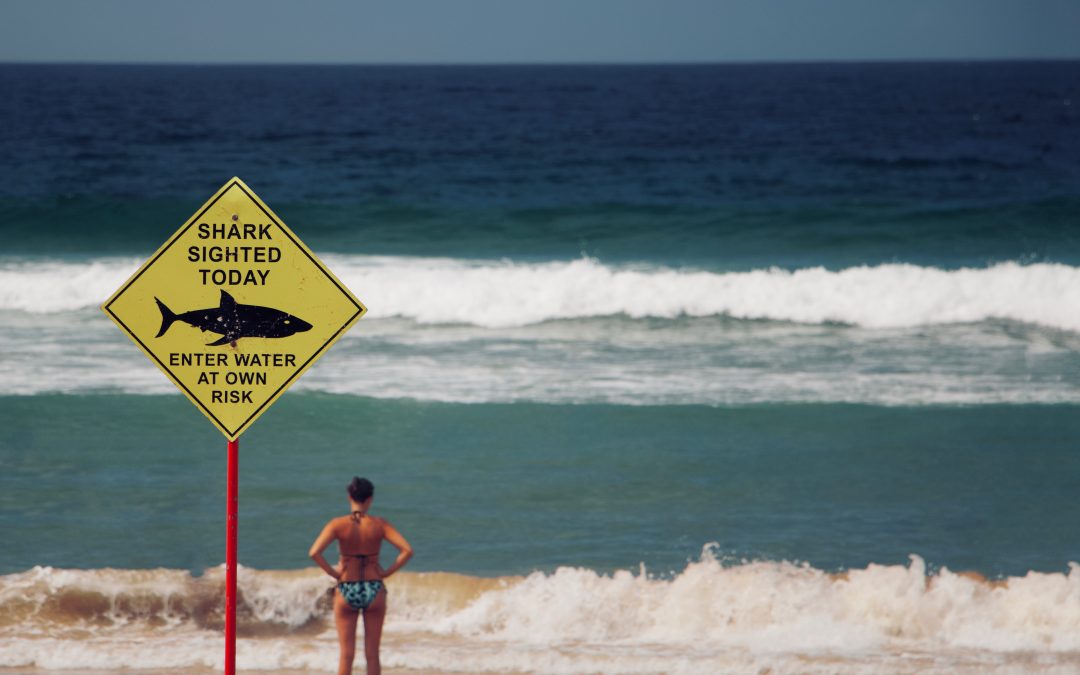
[3,552,1080,673]
[4,254,1080,405]
[4,255,1080,332]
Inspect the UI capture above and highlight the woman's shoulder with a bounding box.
[368,515,391,531]
[326,514,352,530]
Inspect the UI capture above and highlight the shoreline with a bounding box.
[3,560,1080,674]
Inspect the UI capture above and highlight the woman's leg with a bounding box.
[361,589,388,675]
[333,591,360,675]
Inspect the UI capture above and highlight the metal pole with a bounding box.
[226,438,239,675]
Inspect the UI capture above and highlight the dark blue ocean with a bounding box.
[2,62,1080,673]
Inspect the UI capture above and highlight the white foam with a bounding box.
[2,305,1078,405]
[4,256,1079,405]
[425,552,1080,654]
[0,258,142,313]
[5,255,1080,332]
[4,554,1080,673]
[281,255,1080,331]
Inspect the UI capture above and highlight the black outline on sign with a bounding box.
[103,179,364,438]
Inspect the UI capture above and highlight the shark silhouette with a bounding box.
[155,290,313,346]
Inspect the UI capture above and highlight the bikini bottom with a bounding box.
[337,580,385,611]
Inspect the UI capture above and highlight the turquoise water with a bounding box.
[4,393,1079,577]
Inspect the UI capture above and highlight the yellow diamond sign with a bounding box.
[102,177,366,440]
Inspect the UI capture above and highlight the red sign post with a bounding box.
[226,438,239,674]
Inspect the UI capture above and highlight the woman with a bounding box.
[309,477,413,675]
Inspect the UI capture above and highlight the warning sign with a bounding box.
[102,177,366,439]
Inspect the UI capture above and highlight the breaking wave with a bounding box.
[4,551,1080,673]
[3,255,1080,332]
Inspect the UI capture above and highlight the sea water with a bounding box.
[1,62,1079,673]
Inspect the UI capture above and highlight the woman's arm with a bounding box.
[308,520,342,580]
[378,520,414,578]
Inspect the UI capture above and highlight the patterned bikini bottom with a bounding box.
[337,580,385,611]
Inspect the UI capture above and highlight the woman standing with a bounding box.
[309,477,413,675]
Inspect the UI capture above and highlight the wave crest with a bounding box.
[4,553,1080,672]
[4,256,1080,332]
[339,256,1080,330]
[5,552,1080,650]
[426,550,1080,653]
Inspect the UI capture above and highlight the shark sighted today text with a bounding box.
[188,222,280,286]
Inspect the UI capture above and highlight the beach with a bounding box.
[2,61,1080,672]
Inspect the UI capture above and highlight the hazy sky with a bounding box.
[1,0,1078,64]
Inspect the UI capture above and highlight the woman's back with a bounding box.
[337,513,385,582]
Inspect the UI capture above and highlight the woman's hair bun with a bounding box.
[347,476,374,502]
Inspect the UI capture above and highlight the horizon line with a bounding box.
[2,56,1079,68]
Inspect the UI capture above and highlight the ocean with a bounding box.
[1,61,1079,673]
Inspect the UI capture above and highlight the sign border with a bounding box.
[102,177,366,440]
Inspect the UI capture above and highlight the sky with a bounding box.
[0,0,1078,64]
